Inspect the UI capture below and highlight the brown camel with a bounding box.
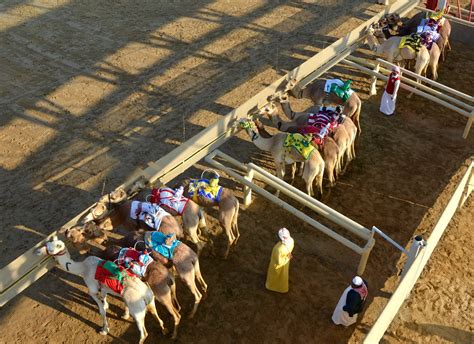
[100,245,181,339]
[118,231,208,319]
[262,101,355,179]
[286,78,362,134]
[239,118,325,197]
[398,12,451,61]
[181,179,240,259]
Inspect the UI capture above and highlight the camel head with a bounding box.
[35,235,67,257]
[63,226,89,254]
[259,102,279,120]
[239,119,259,141]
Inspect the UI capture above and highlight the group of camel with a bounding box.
[37,178,241,343]
[366,12,452,81]
[33,10,456,344]
[239,78,361,197]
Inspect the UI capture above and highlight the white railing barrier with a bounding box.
[364,161,473,343]
[205,149,376,274]
[342,56,474,139]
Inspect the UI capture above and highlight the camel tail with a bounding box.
[354,98,362,135]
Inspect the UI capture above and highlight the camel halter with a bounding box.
[45,247,67,257]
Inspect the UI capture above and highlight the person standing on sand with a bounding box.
[265,228,294,293]
[380,65,401,116]
[332,276,369,326]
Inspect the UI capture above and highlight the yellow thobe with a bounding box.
[265,241,294,293]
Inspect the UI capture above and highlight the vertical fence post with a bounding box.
[243,168,254,208]
[462,115,473,139]
[400,235,426,280]
[370,62,380,96]
[357,230,376,275]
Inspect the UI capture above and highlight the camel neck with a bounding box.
[55,251,85,277]
[246,129,274,152]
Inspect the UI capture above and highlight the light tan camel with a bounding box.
[181,179,240,260]
[101,244,181,339]
[398,12,451,61]
[262,101,356,179]
[373,21,441,80]
[118,231,208,319]
[366,24,430,82]
[35,236,167,344]
[286,79,362,134]
[239,119,325,197]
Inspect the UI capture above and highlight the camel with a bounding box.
[35,236,167,344]
[366,24,430,83]
[398,12,451,61]
[286,79,362,134]
[239,118,325,197]
[262,101,356,179]
[374,19,442,80]
[117,230,208,319]
[180,179,240,259]
[101,245,181,339]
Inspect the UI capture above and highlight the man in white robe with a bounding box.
[332,276,369,327]
[380,66,401,116]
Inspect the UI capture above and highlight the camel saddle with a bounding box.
[151,187,189,216]
[399,33,422,53]
[144,231,180,261]
[117,248,154,278]
[187,178,223,203]
[324,79,354,103]
[283,133,315,160]
[95,260,133,295]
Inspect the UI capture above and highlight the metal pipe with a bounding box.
[247,162,372,239]
[372,226,408,254]
[206,155,365,254]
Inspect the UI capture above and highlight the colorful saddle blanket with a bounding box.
[283,133,314,160]
[130,201,171,230]
[117,248,154,278]
[150,187,189,216]
[94,260,132,295]
[399,34,422,52]
[324,79,354,103]
[188,178,223,203]
[144,231,180,260]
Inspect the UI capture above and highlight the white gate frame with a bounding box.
[342,56,474,138]
[0,0,422,307]
[364,161,473,343]
[205,149,376,275]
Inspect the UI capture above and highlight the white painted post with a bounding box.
[370,61,380,96]
[400,235,426,280]
[243,168,254,208]
[357,232,376,275]
[462,115,473,139]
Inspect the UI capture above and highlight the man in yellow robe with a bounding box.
[265,228,294,293]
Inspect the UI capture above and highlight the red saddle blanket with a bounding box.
[94,260,133,295]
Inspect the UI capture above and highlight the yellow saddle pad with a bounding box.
[399,34,422,53]
[188,179,223,203]
[283,133,314,160]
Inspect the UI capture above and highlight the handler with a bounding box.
[332,276,369,327]
[265,228,294,293]
[380,66,401,116]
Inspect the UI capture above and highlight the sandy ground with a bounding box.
[0,1,473,343]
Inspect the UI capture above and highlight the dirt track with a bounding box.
[0,1,473,343]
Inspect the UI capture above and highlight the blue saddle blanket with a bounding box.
[144,231,180,260]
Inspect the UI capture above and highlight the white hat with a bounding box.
[392,66,400,74]
[352,276,363,287]
[278,228,290,241]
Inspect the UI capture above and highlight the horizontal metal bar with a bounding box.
[372,226,408,254]
[416,6,474,27]
[205,154,365,254]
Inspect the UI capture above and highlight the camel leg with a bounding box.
[290,163,297,184]
[231,200,240,246]
[179,270,202,319]
[157,294,181,340]
[147,301,168,336]
[219,202,237,259]
[274,161,286,197]
[194,259,208,294]
[89,291,110,335]
[122,306,130,320]
[132,309,148,344]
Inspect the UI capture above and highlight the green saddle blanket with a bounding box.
[283,133,314,160]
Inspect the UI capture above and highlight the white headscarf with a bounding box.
[278,227,294,248]
[392,66,400,74]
